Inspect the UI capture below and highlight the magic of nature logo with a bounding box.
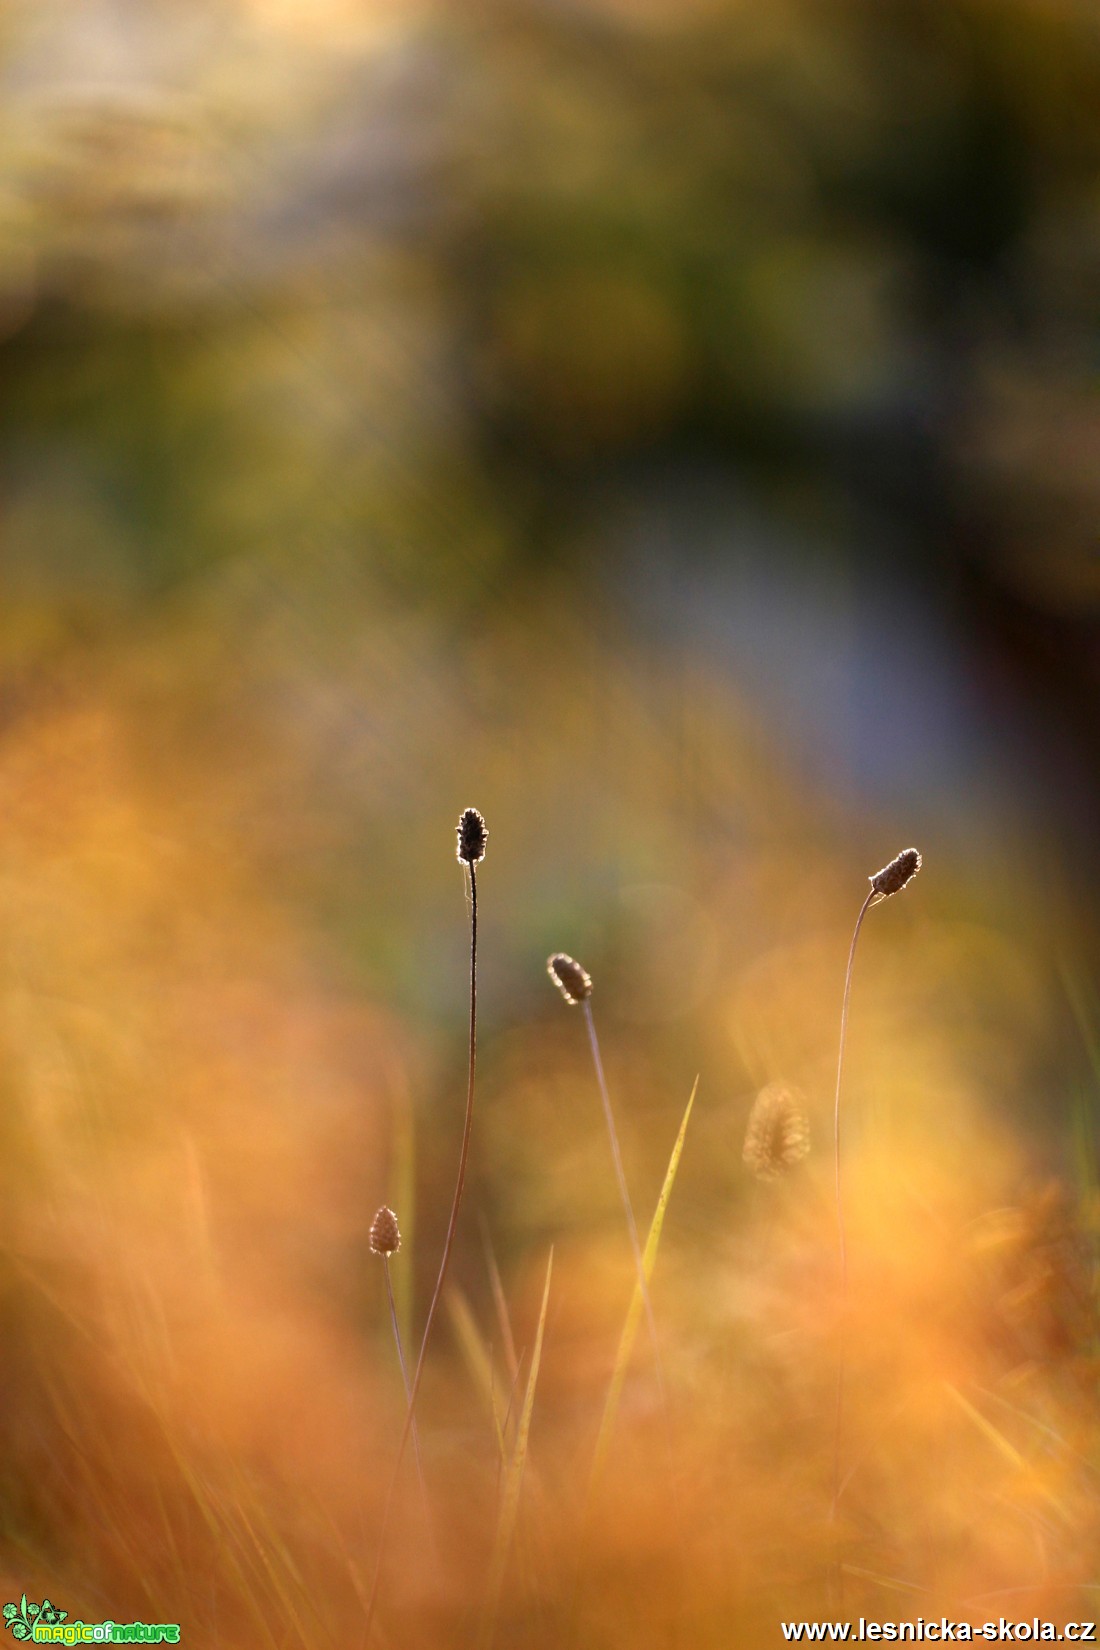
[3,1598,180,1644]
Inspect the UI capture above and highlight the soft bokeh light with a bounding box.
[1,0,1099,1645]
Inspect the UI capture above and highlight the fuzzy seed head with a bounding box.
[456,807,487,865]
[547,952,593,1006]
[870,847,922,898]
[369,1205,401,1257]
[743,1083,811,1181]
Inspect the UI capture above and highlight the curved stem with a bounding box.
[410,858,478,1408]
[833,889,877,1297]
[830,887,877,1528]
[365,862,478,1642]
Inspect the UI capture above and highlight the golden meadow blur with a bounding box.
[1,0,1099,1645]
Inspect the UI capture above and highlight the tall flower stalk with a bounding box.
[831,847,921,1524]
[408,806,487,1402]
[366,807,487,1641]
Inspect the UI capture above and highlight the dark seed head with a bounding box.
[743,1083,811,1181]
[870,847,922,899]
[456,807,487,865]
[369,1205,401,1257]
[547,952,592,1006]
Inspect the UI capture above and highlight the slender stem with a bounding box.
[410,858,478,1403]
[582,999,666,1406]
[833,889,877,1297]
[383,1257,425,1495]
[830,887,877,1527]
[365,862,478,1643]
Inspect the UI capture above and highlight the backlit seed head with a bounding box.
[870,847,922,899]
[369,1205,401,1257]
[743,1083,811,1181]
[456,807,488,865]
[547,952,593,1005]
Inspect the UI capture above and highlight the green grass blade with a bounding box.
[478,1246,554,1650]
[590,1076,697,1486]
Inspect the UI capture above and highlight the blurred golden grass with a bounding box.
[2,0,1100,1639]
[0,627,1096,1649]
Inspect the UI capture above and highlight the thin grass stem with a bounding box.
[833,888,878,1298]
[831,887,877,1528]
[828,847,923,1579]
[364,859,479,1643]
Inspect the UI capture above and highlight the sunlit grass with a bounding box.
[0,636,1096,1650]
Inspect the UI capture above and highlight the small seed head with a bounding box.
[743,1083,811,1181]
[369,1205,401,1257]
[870,847,922,899]
[456,807,488,865]
[547,952,592,1005]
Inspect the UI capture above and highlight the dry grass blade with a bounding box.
[943,1383,1026,1470]
[841,1565,926,1597]
[481,1214,520,1386]
[446,1285,509,1461]
[590,1076,697,1488]
[478,1246,554,1650]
